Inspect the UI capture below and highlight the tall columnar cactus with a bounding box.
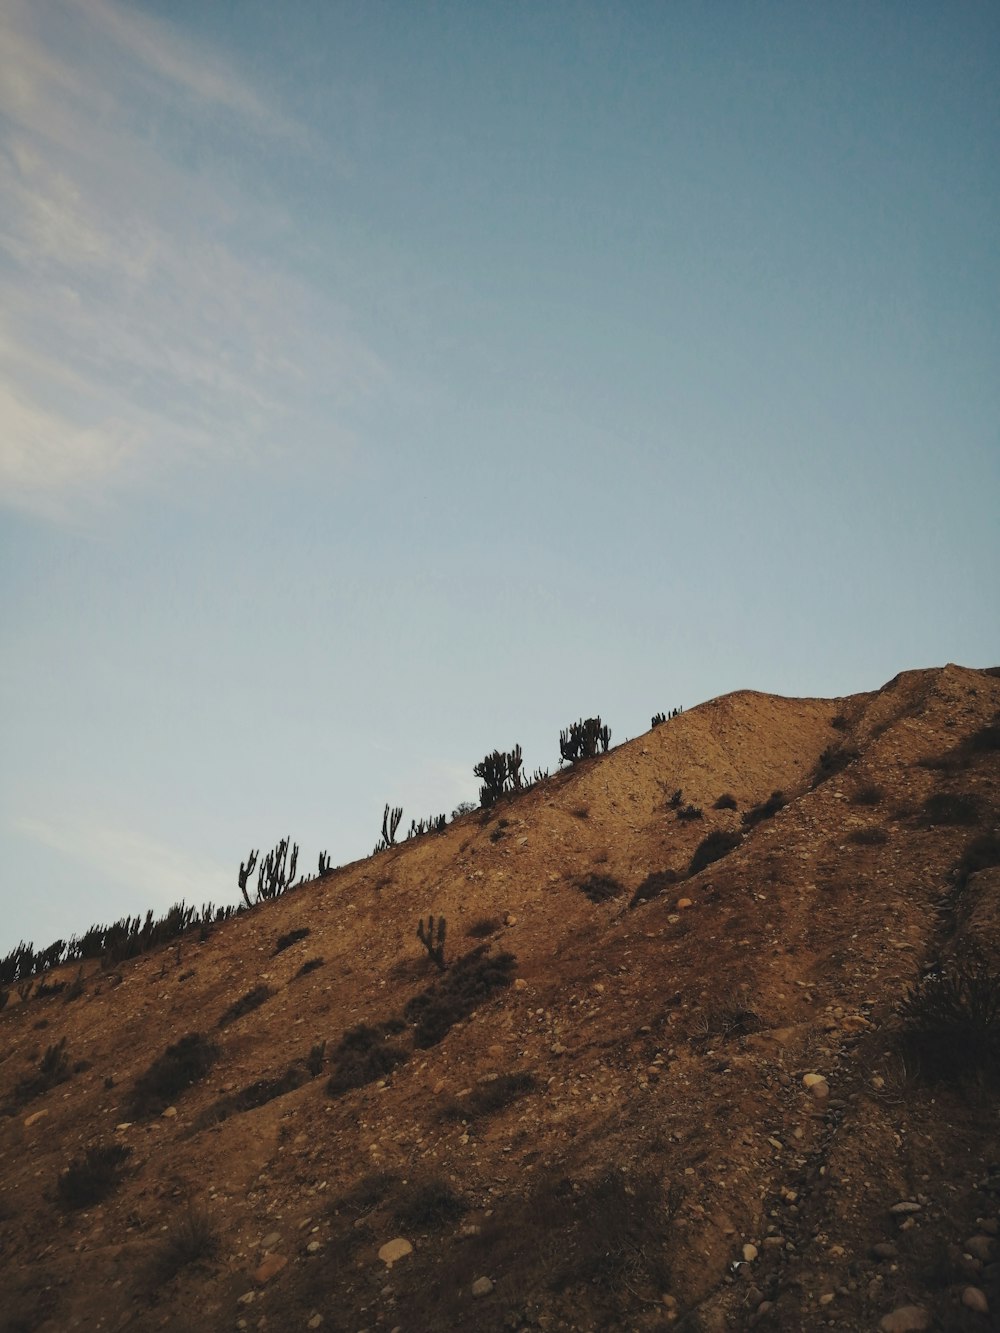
[473,744,524,807]
[417,915,447,972]
[559,717,611,763]
[256,837,299,901]
[374,804,403,853]
[238,849,259,909]
[318,851,332,876]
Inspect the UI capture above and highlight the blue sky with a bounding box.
[1,0,998,953]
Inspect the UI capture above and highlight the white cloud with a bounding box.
[16,814,232,913]
[0,0,383,519]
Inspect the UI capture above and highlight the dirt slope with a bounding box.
[1,664,998,1333]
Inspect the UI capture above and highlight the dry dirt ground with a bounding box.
[1,664,998,1333]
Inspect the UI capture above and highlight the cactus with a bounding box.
[256,838,299,901]
[374,804,403,853]
[238,849,259,909]
[559,717,611,763]
[417,915,447,972]
[651,712,667,727]
[474,745,524,807]
[318,851,332,876]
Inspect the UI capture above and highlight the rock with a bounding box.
[676,898,693,910]
[254,1254,287,1284]
[307,1316,323,1329]
[890,1201,921,1216]
[871,1242,898,1260]
[742,1243,758,1262]
[819,1293,835,1305]
[965,1235,994,1262]
[504,914,517,926]
[961,1286,988,1314]
[261,1231,282,1251]
[471,1276,494,1297]
[513,978,528,991]
[802,1073,829,1100]
[23,1110,49,1128]
[306,1240,321,1253]
[238,1292,256,1306]
[161,1106,177,1118]
[378,1238,413,1268]
[878,1306,930,1332]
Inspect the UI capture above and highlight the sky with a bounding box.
[1,0,998,954]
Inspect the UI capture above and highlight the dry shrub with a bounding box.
[918,792,981,827]
[129,1033,219,1117]
[404,946,517,1048]
[629,868,682,908]
[713,793,738,810]
[847,826,888,846]
[217,983,274,1027]
[466,917,502,939]
[149,1204,219,1286]
[325,1021,409,1096]
[742,791,787,828]
[391,1177,466,1231]
[896,954,1000,1083]
[576,873,624,903]
[850,783,884,806]
[57,1143,131,1210]
[689,830,742,876]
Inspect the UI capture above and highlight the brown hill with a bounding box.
[2,664,998,1333]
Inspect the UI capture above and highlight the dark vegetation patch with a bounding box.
[956,832,1000,890]
[896,953,1000,1084]
[391,1177,467,1232]
[831,713,848,730]
[446,1168,671,1311]
[7,1037,71,1110]
[576,873,624,904]
[713,793,738,810]
[57,1143,131,1210]
[675,804,703,821]
[148,1204,219,1287]
[812,745,859,787]
[466,917,502,939]
[217,984,274,1027]
[441,1071,538,1121]
[570,805,590,820]
[918,792,981,827]
[629,869,682,909]
[742,790,787,829]
[847,826,889,847]
[689,830,743,876]
[295,957,324,978]
[129,1033,219,1118]
[918,714,1000,772]
[328,1170,399,1221]
[198,1063,310,1127]
[404,946,517,1048]
[325,1022,409,1097]
[689,993,761,1045]
[273,927,310,955]
[850,783,884,806]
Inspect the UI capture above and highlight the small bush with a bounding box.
[850,783,883,806]
[329,1170,399,1219]
[10,1037,71,1109]
[897,954,1000,1083]
[296,957,324,978]
[847,826,888,847]
[675,804,703,821]
[129,1033,219,1117]
[629,869,682,908]
[918,792,981,827]
[713,793,737,811]
[217,984,274,1028]
[689,830,742,876]
[273,927,310,955]
[57,1143,131,1210]
[576,873,624,903]
[812,745,859,787]
[443,1071,537,1120]
[570,805,590,820]
[956,832,1000,889]
[150,1204,219,1285]
[405,946,517,1048]
[325,1022,409,1097]
[466,917,502,939]
[689,994,761,1044]
[391,1178,466,1231]
[742,791,787,829]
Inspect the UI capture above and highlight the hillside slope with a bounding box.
[2,665,998,1332]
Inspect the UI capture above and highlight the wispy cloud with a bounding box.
[16,814,232,913]
[0,0,383,520]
